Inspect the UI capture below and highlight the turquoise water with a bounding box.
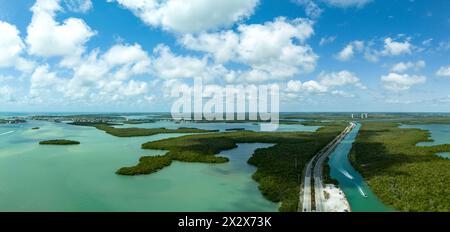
[0,120,282,211]
[328,123,392,212]
[436,153,450,159]
[400,124,450,159]
[399,124,450,146]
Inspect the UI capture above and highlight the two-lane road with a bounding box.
[299,122,356,212]
[301,158,314,212]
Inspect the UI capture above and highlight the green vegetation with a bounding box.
[183,119,272,124]
[117,155,172,175]
[32,114,125,123]
[123,119,157,124]
[322,157,339,185]
[281,113,450,125]
[395,116,450,125]
[225,128,246,131]
[0,118,27,124]
[68,122,122,127]
[39,139,80,145]
[69,122,218,137]
[350,122,450,212]
[118,124,346,211]
[324,191,330,200]
[280,113,400,120]
[94,125,218,137]
[299,120,347,127]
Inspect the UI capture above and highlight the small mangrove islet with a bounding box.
[39,140,80,145]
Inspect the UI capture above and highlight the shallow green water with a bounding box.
[0,120,280,211]
[328,123,393,212]
[399,124,450,146]
[436,152,450,159]
[400,124,450,159]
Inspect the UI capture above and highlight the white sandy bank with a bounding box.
[323,184,351,212]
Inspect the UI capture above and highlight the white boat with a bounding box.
[358,186,367,197]
[340,169,354,180]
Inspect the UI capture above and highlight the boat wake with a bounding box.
[357,186,367,197]
[0,130,15,136]
[339,169,354,180]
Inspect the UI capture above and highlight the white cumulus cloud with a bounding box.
[318,70,366,89]
[285,70,365,96]
[319,36,336,46]
[293,0,323,19]
[331,90,355,98]
[29,64,67,102]
[64,0,93,13]
[302,80,329,94]
[30,64,65,90]
[381,37,412,56]
[322,0,372,8]
[0,85,15,102]
[0,21,34,72]
[381,73,426,92]
[26,0,95,58]
[337,37,413,62]
[109,0,259,33]
[336,40,364,61]
[181,17,318,82]
[64,43,152,99]
[286,80,328,95]
[152,44,208,79]
[436,65,450,77]
[390,60,425,73]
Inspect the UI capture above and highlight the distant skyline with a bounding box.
[0,0,450,112]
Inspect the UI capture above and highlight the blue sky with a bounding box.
[0,0,449,112]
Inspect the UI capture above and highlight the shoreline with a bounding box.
[323,184,351,212]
